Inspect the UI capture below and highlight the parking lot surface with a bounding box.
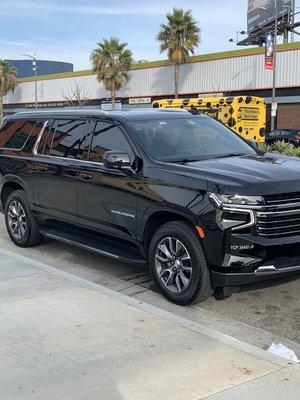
[0,215,299,354]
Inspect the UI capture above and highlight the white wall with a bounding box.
[4,47,300,105]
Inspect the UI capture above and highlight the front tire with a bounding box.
[4,190,43,247]
[148,221,213,305]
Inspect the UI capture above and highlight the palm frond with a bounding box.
[157,7,201,63]
[90,37,133,94]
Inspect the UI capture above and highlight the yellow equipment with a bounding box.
[153,96,266,142]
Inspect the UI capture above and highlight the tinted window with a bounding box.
[0,120,37,149]
[130,116,256,162]
[48,119,88,159]
[89,120,132,163]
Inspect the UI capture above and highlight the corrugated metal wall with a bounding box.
[4,48,300,105]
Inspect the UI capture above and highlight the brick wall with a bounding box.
[277,104,300,129]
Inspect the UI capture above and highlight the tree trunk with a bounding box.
[174,63,180,99]
[111,83,116,110]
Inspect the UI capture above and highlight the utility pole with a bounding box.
[32,55,38,109]
[260,1,278,132]
[271,1,278,132]
[22,53,38,109]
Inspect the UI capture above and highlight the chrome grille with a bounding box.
[256,193,300,237]
[264,192,300,205]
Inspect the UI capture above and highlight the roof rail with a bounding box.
[13,109,109,116]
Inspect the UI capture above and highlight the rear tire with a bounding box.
[148,221,213,305]
[4,190,43,247]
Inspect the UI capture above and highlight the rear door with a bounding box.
[32,118,93,223]
[77,118,140,241]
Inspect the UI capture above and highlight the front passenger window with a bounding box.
[89,120,132,163]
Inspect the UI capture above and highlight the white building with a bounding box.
[4,41,300,129]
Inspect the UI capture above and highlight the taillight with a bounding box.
[294,134,300,142]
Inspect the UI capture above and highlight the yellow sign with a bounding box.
[239,107,259,121]
[153,96,266,142]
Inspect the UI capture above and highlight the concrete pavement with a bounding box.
[0,215,299,351]
[0,248,299,400]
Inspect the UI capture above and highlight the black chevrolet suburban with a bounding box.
[0,109,299,305]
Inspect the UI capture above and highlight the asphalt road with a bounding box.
[0,215,299,354]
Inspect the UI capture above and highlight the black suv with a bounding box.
[0,109,299,305]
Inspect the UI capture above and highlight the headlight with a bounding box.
[209,193,258,231]
[209,193,264,207]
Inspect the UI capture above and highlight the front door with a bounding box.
[77,118,140,241]
[32,118,93,223]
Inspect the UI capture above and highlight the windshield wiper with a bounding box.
[211,152,248,159]
[167,158,192,163]
[166,157,206,163]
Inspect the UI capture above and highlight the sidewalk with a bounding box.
[0,248,299,400]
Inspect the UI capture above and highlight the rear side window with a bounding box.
[89,120,132,163]
[0,120,37,150]
[47,119,89,159]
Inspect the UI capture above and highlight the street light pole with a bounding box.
[32,55,38,109]
[22,53,38,109]
[260,1,278,131]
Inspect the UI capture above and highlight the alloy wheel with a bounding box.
[7,200,27,240]
[155,237,192,293]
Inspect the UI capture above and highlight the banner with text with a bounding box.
[265,32,274,70]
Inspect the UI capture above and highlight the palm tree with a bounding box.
[91,37,133,109]
[157,8,200,98]
[0,60,18,122]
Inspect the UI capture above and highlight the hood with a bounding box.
[164,153,300,195]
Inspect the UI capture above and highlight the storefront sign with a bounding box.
[129,97,151,105]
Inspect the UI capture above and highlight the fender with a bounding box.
[137,203,202,244]
[0,174,33,204]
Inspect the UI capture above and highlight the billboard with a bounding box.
[247,0,294,34]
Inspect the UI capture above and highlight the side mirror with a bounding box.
[103,150,132,170]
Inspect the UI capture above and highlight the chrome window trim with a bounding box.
[33,120,49,155]
[33,152,104,167]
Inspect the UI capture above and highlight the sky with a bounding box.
[0,0,299,71]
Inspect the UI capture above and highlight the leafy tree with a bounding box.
[91,37,133,109]
[157,8,200,98]
[0,60,18,122]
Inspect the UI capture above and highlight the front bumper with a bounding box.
[212,258,300,286]
[210,231,300,286]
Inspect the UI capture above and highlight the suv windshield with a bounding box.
[130,116,256,162]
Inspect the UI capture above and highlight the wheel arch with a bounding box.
[1,176,31,211]
[142,209,198,250]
